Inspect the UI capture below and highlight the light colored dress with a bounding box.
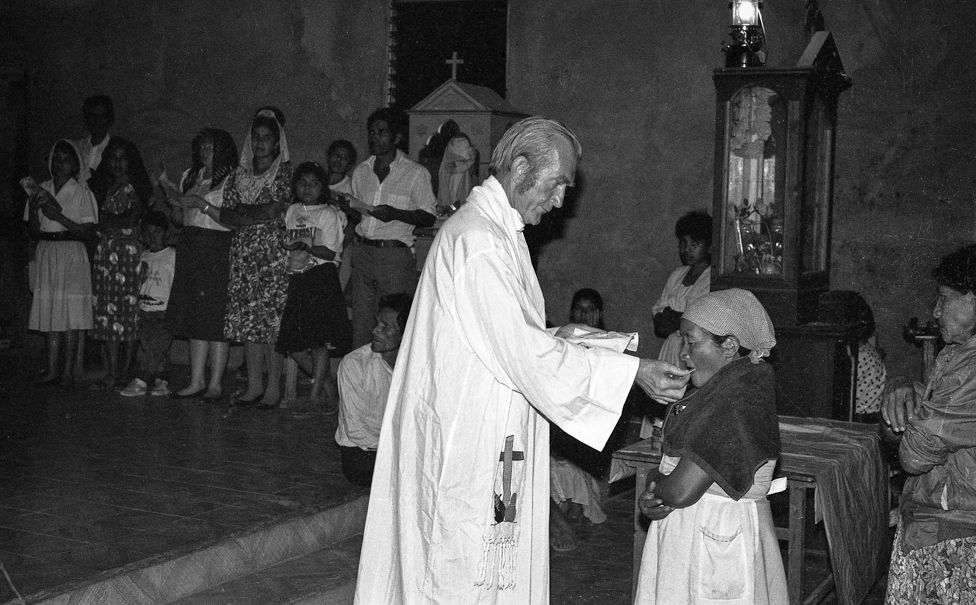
[635,456,787,604]
[25,175,98,331]
[635,357,788,604]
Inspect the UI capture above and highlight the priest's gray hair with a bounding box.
[489,116,582,177]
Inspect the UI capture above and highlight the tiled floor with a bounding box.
[0,344,890,604]
[0,347,365,603]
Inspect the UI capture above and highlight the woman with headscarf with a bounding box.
[23,139,98,387]
[163,128,239,402]
[215,107,292,409]
[882,244,976,603]
[635,288,787,604]
[87,137,152,388]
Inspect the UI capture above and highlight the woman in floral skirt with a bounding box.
[87,137,151,388]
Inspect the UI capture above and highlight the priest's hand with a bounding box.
[638,480,673,521]
[635,359,691,404]
[881,375,918,435]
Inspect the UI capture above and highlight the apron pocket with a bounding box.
[697,523,746,599]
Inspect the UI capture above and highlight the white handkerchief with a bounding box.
[565,327,639,353]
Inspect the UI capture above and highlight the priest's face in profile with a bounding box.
[510,136,577,226]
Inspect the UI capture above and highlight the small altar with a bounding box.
[408,69,528,273]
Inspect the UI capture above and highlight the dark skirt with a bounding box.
[275,262,351,355]
[166,227,232,341]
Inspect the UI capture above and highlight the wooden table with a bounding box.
[610,416,885,605]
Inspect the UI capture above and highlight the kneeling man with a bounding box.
[334,293,412,486]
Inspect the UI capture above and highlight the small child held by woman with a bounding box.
[635,288,788,604]
[276,161,352,416]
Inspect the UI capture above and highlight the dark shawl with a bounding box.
[662,357,780,500]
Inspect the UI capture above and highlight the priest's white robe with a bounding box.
[354,176,639,604]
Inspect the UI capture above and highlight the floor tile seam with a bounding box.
[0,505,44,516]
[17,498,206,522]
[109,474,309,498]
[115,469,335,488]
[30,478,289,502]
[0,477,343,501]
[0,524,105,546]
[3,499,207,518]
[0,474,87,486]
[150,462,342,478]
[0,548,44,561]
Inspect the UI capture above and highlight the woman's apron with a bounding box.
[634,455,788,604]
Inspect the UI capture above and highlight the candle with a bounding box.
[734,217,744,256]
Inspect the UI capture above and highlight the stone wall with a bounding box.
[506,1,976,379]
[4,0,973,379]
[1,1,390,181]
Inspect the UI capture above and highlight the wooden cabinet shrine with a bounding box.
[710,32,864,419]
[711,32,850,327]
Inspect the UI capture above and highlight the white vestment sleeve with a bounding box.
[454,247,639,451]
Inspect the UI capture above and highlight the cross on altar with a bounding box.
[445,51,464,80]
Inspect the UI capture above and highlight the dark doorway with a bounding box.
[390,1,507,112]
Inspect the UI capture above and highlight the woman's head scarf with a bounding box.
[48,139,84,181]
[239,107,289,169]
[684,288,776,363]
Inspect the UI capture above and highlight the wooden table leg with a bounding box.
[787,482,807,605]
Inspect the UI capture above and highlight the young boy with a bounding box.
[120,211,176,397]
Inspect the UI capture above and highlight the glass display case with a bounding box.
[711,32,850,326]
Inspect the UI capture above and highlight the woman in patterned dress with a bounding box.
[87,137,151,388]
[882,244,976,604]
[215,107,292,409]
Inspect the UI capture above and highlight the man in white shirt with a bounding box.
[353,117,691,604]
[344,108,436,348]
[334,292,411,486]
[73,95,115,183]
